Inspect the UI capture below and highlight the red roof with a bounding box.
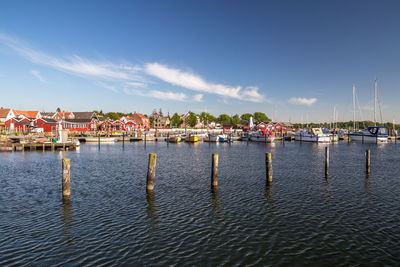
[14,110,40,119]
[0,108,11,118]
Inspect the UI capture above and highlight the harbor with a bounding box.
[1,141,399,266]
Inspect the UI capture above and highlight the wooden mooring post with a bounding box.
[62,158,71,197]
[266,152,272,185]
[146,153,157,191]
[325,146,329,177]
[98,134,100,150]
[211,153,218,187]
[366,149,370,175]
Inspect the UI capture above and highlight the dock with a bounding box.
[0,142,78,152]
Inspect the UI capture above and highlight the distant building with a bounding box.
[154,116,171,128]
[130,112,150,129]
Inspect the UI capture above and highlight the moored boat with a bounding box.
[293,128,331,143]
[249,130,275,143]
[185,135,199,142]
[205,134,219,142]
[348,126,388,143]
[84,137,118,143]
[167,136,182,143]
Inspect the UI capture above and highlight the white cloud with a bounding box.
[95,81,118,93]
[0,33,144,82]
[30,70,46,83]
[0,33,267,104]
[124,87,186,101]
[193,94,203,102]
[289,97,317,106]
[126,81,147,88]
[144,62,264,102]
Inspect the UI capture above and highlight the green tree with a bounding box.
[240,113,252,121]
[105,112,121,121]
[218,114,231,124]
[171,113,183,127]
[198,112,216,126]
[186,112,197,127]
[56,107,61,112]
[158,108,163,117]
[231,114,241,126]
[253,112,270,123]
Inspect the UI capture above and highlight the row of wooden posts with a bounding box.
[61,149,371,197]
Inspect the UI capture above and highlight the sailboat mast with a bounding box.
[353,85,356,130]
[374,79,377,126]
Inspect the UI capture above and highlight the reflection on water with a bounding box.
[210,188,222,215]
[61,196,74,244]
[0,141,399,266]
[146,190,158,234]
[265,184,274,204]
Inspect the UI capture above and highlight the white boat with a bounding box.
[249,131,275,143]
[348,126,388,143]
[205,134,219,142]
[84,137,117,143]
[293,128,331,143]
[348,80,388,143]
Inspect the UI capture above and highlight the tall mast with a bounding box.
[374,79,377,126]
[353,85,356,130]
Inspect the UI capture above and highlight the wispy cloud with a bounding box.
[1,33,267,104]
[0,33,144,82]
[144,63,264,102]
[30,70,46,83]
[289,97,317,106]
[94,81,118,93]
[193,94,203,102]
[126,81,147,88]
[123,87,187,101]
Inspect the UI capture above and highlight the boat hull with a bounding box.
[84,137,117,143]
[167,137,181,143]
[249,135,275,143]
[348,134,388,143]
[294,134,331,143]
[185,136,199,142]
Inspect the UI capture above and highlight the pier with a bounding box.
[0,142,78,152]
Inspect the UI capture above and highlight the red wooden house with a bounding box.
[34,118,58,133]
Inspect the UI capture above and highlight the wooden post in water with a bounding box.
[325,146,329,177]
[98,134,100,150]
[62,158,71,197]
[146,153,157,191]
[211,153,218,187]
[366,149,370,175]
[265,152,272,185]
[122,133,125,148]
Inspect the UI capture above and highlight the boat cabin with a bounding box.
[367,126,388,136]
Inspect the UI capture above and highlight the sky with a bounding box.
[0,0,400,123]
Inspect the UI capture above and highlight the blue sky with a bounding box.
[0,0,400,122]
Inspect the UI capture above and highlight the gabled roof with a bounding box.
[64,118,94,123]
[131,113,149,123]
[73,112,95,120]
[41,112,56,118]
[0,108,11,118]
[14,110,40,119]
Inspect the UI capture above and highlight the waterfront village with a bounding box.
[0,108,293,135]
[0,107,398,152]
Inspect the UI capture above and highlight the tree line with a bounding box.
[93,109,272,128]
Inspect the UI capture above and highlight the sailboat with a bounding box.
[348,80,388,143]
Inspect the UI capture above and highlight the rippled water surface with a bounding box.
[1,141,399,266]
